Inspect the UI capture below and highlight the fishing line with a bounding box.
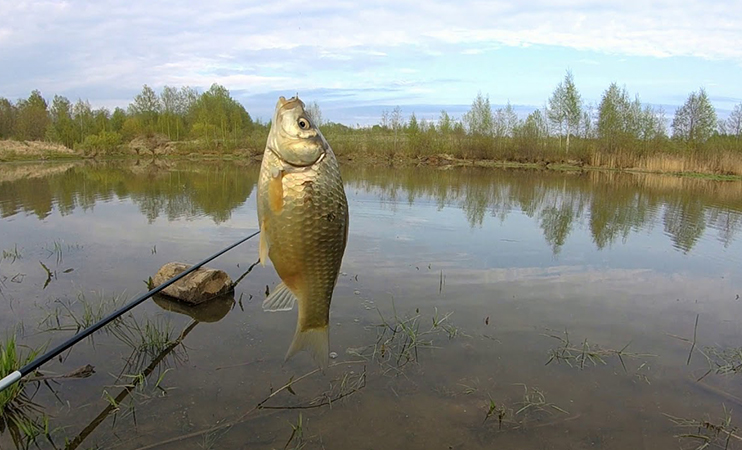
[0,230,260,393]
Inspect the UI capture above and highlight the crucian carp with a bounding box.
[257,95,349,369]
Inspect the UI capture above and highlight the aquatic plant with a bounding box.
[666,405,742,450]
[543,328,655,371]
[282,413,306,450]
[480,384,571,431]
[1,245,22,264]
[39,290,128,335]
[344,303,459,373]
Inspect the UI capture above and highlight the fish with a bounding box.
[257,95,349,369]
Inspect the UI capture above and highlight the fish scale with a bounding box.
[257,96,348,369]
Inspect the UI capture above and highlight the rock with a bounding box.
[152,262,233,305]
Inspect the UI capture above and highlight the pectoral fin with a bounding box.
[262,282,297,312]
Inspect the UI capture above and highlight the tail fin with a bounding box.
[285,325,329,370]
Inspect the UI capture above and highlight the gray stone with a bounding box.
[152,262,233,305]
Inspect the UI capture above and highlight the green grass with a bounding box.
[0,335,56,449]
[480,384,570,431]
[345,302,459,372]
[39,291,128,335]
[543,328,655,372]
[110,315,177,374]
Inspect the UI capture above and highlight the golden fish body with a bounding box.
[257,96,348,369]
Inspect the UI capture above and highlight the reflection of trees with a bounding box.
[708,208,742,248]
[0,161,257,223]
[540,204,574,254]
[589,187,658,249]
[342,166,742,255]
[663,197,706,253]
[2,161,741,254]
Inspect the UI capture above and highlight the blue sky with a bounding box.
[1,0,740,125]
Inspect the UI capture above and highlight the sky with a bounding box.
[1,0,741,125]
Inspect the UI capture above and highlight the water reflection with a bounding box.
[343,166,742,253]
[1,161,741,253]
[0,160,257,224]
[152,292,235,322]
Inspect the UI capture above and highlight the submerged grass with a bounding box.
[39,290,128,335]
[544,328,656,372]
[111,315,177,375]
[481,384,571,431]
[666,405,742,450]
[347,302,459,372]
[1,245,22,264]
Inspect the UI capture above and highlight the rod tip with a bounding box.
[0,370,22,392]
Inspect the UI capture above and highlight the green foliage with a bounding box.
[463,92,493,136]
[110,107,127,133]
[188,83,253,149]
[128,84,161,133]
[548,70,583,153]
[47,95,76,148]
[672,88,717,148]
[595,83,667,156]
[75,130,122,154]
[0,97,17,139]
[15,90,50,141]
[1,72,740,174]
[72,99,94,144]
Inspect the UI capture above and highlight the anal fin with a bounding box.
[262,282,297,312]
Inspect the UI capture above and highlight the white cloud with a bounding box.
[0,0,739,114]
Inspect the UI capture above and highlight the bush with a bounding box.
[75,131,122,155]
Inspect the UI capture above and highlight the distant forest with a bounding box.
[1,71,741,174]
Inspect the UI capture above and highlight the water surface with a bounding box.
[1,160,742,449]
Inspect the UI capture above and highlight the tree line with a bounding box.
[320,71,741,174]
[0,83,254,153]
[1,73,741,174]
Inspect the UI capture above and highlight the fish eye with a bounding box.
[297,118,310,130]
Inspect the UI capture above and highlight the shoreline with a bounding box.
[1,145,741,182]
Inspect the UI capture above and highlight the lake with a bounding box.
[1,159,742,449]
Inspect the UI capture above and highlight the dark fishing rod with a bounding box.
[0,230,260,393]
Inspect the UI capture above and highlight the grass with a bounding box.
[42,240,83,266]
[480,384,571,431]
[110,315,177,374]
[37,290,178,374]
[39,290,128,335]
[282,413,306,450]
[346,302,459,372]
[666,405,742,450]
[0,334,56,449]
[1,246,22,264]
[543,328,655,371]
[63,321,199,450]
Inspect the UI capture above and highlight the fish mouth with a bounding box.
[268,140,327,168]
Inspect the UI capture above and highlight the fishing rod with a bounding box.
[0,230,260,393]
